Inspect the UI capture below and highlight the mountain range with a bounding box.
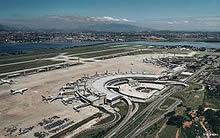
[1,15,220,32]
[0,15,153,32]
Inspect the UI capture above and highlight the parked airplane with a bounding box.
[42,94,64,103]
[59,85,76,91]
[73,106,80,112]
[66,81,76,86]
[0,79,14,85]
[62,96,80,105]
[10,88,28,95]
[50,95,64,102]
[41,95,54,102]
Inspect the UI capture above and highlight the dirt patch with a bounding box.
[175,129,180,138]
[183,121,192,128]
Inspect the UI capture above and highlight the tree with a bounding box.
[166,115,191,128]
[197,105,204,116]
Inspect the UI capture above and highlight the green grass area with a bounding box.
[175,106,187,116]
[74,48,134,58]
[136,102,150,115]
[128,45,156,49]
[129,50,156,55]
[180,122,205,138]
[0,44,129,65]
[94,114,114,126]
[74,118,116,138]
[160,98,176,109]
[0,60,64,74]
[172,83,204,109]
[117,107,152,137]
[66,45,126,55]
[203,88,220,109]
[187,82,203,91]
[74,128,108,138]
[203,109,220,135]
[159,125,178,138]
[149,109,166,120]
[112,101,129,118]
[93,106,115,126]
[0,53,59,65]
[137,119,167,138]
[158,106,187,138]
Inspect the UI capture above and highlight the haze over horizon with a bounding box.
[1,0,220,31]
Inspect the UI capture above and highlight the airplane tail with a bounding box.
[10,89,15,95]
[9,80,14,84]
[62,100,68,106]
[41,95,46,101]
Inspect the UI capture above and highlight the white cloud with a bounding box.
[90,16,134,22]
[141,16,220,31]
[168,20,177,25]
[206,23,218,26]
[168,21,174,25]
[168,20,188,25]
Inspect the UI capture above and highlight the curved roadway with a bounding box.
[105,97,138,138]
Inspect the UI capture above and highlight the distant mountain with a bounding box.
[0,24,32,31]
[85,23,153,32]
[0,15,154,32]
[0,24,14,31]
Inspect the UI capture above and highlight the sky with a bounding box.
[0,0,220,31]
[0,0,220,20]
